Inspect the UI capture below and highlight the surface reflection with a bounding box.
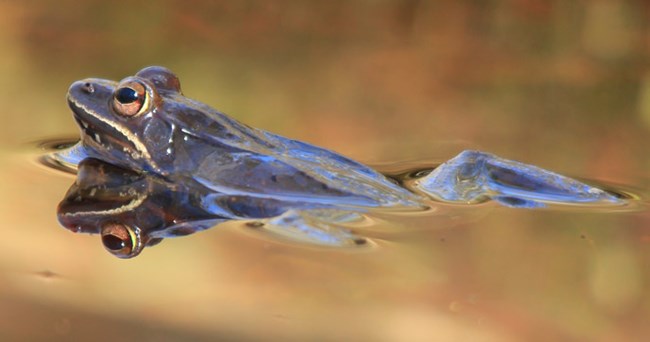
[57,158,383,258]
[57,159,224,258]
[56,151,638,260]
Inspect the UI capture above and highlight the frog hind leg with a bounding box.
[413,150,622,207]
[244,209,370,247]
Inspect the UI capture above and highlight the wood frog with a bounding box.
[54,66,623,258]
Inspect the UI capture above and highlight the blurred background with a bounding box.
[0,1,649,341]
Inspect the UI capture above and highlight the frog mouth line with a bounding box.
[73,115,130,152]
[67,96,159,172]
[59,190,148,220]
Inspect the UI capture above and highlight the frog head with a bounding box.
[67,66,248,175]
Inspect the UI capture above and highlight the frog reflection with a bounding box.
[54,66,624,258]
[59,159,370,258]
[58,159,218,258]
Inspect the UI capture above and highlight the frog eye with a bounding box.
[100,222,143,258]
[113,81,149,117]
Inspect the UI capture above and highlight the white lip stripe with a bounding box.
[68,95,160,172]
[61,192,148,217]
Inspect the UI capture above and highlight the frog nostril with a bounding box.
[81,82,94,94]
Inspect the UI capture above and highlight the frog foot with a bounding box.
[413,150,623,208]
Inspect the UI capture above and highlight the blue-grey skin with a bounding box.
[416,150,621,208]
[63,66,422,212]
[56,66,623,257]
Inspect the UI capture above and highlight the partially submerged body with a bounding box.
[54,66,623,258]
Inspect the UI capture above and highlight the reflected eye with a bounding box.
[100,222,142,258]
[113,81,148,117]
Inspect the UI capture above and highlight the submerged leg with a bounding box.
[245,209,369,247]
[413,150,622,208]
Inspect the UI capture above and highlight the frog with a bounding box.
[55,66,624,258]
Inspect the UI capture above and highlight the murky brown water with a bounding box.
[1,2,649,341]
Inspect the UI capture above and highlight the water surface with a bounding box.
[1,2,650,341]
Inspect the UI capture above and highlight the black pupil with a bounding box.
[115,87,139,104]
[102,234,129,251]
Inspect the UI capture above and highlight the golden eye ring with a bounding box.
[112,81,150,117]
[100,222,144,258]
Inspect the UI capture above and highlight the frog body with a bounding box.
[65,67,421,212]
[56,66,623,258]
